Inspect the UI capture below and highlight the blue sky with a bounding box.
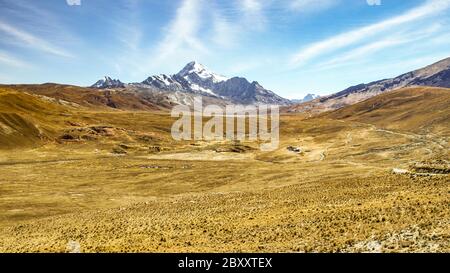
[0,0,449,99]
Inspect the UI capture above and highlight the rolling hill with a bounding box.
[289,57,450,113]
[0,87,72,148]
[0,84,173,111]
[0,85,177,150]
[321,87,450,135]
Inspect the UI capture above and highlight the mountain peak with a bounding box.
[177,61,228,83]
[103,76,114,82]
[186,61,205,70]
[303,94,320,101]
[290,94,320,104]
[91,76,125,89]
[178,61,206,76]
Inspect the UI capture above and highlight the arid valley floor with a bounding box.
[0,85,449,252]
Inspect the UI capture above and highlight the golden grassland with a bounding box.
[0,86,448,252]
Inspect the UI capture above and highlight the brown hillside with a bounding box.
[0,84,172,111]
[0,86,179,150]
[0,87,73,148]
[321,87,450,135]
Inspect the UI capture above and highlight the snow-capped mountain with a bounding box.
[292,94,320,104]
[175,61,228,96]
[178,61,228,85]
[302,94,320,102]
[91,61,291,105]
[140,61,291,105]
[142,74,187,92]
[91,76,125,89]
[138,62,227,96]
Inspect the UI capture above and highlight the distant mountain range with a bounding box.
[291,94,320,104]
[92,57,450,111]
[92,61,291,106]
[92,76,125,89]
[289,57,450,113]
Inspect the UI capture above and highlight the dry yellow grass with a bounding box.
[0,86,448,252]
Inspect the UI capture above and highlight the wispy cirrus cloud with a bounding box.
[66,0,81,6]
[116,0,142,52]
[0,51,32,68]
[316,23,444,70]
[155,0,207,62]
[151,0,266,70]
[0,0,79,58]
[0,20,73,58]
[108,0,206,76]
[112,0,349,80]
[238,0,266,29]
[289,0,450,68]
[241,0,262,11]
[288,0,340,13]
[211,13,240,48]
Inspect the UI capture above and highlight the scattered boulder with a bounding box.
[149,146,162,153]
[410,160,450,175]
[90,126,117,136]
[287,146,302,153]
[213,143,256,153]
[66,121,83,127]
[60,133,77,141]
[119,143,131,150]
[111,146,127,155]
[59,125,130,143]
[137,134,158,143]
